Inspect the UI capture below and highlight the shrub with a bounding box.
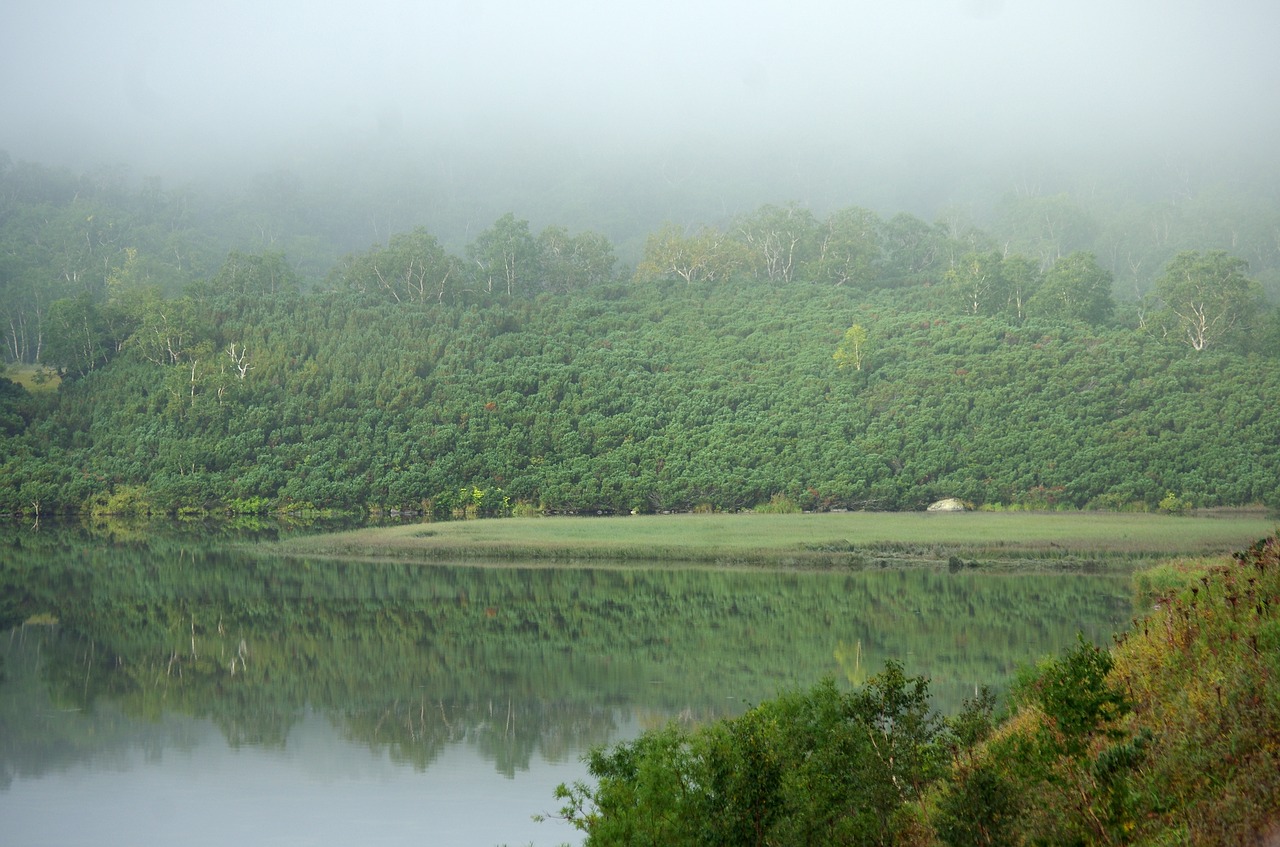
[934,761,1020,847]
[225,496,272,515]
[511,500,542,517]
[87,485,153,517]
[551,664,951,846]
[1157,491,1192,515]
[754,493,801,514]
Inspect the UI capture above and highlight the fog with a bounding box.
[3,0,1279,236]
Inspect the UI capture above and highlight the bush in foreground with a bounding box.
[548,535,1280,846]
[548,662,973,846]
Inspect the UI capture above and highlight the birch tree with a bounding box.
[1155,250,1260,351]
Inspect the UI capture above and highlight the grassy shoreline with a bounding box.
[268,510,1278,570]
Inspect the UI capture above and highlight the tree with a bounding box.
[1,252,45,363]
[635,222,748,284]
[996,192,1098,266]
[733,203,818,284]
[467,213,537,296]
[879,213,948,283]
[946,251,1007,315]
[808,206,882,288]
[329,230,454,304]
[1032,251,1114,323]
[1000,253,1042,321]
[208,251,300,302]
[100,246,195,353]
[125,294,206,366]
[0,371,26,436]
[536,226,616,293]
[1155,250,1261,351]
[41,293,108,377]
[833,323,870,371]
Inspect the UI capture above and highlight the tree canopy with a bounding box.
[1154,250,1261,351]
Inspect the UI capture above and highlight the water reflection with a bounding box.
[0,528,1132,846]
[1,699,589,846]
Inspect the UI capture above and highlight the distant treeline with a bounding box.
[1,157,1279,516]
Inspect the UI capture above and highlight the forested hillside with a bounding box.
[2,158,1279,517]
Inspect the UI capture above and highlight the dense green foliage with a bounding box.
[551,665,955,846]
[2,158,1278,516]
[548,535,1280,846]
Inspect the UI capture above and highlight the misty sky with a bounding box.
[3,0,1279,218]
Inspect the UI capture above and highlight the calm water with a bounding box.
[0,527,1131,846]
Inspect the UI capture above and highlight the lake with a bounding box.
[0,524,1132,846]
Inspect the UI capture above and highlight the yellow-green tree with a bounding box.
[833,323,869,371]
[635,222,747,284]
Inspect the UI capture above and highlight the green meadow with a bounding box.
[2,364,59,392]
[274,510,1277,569]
